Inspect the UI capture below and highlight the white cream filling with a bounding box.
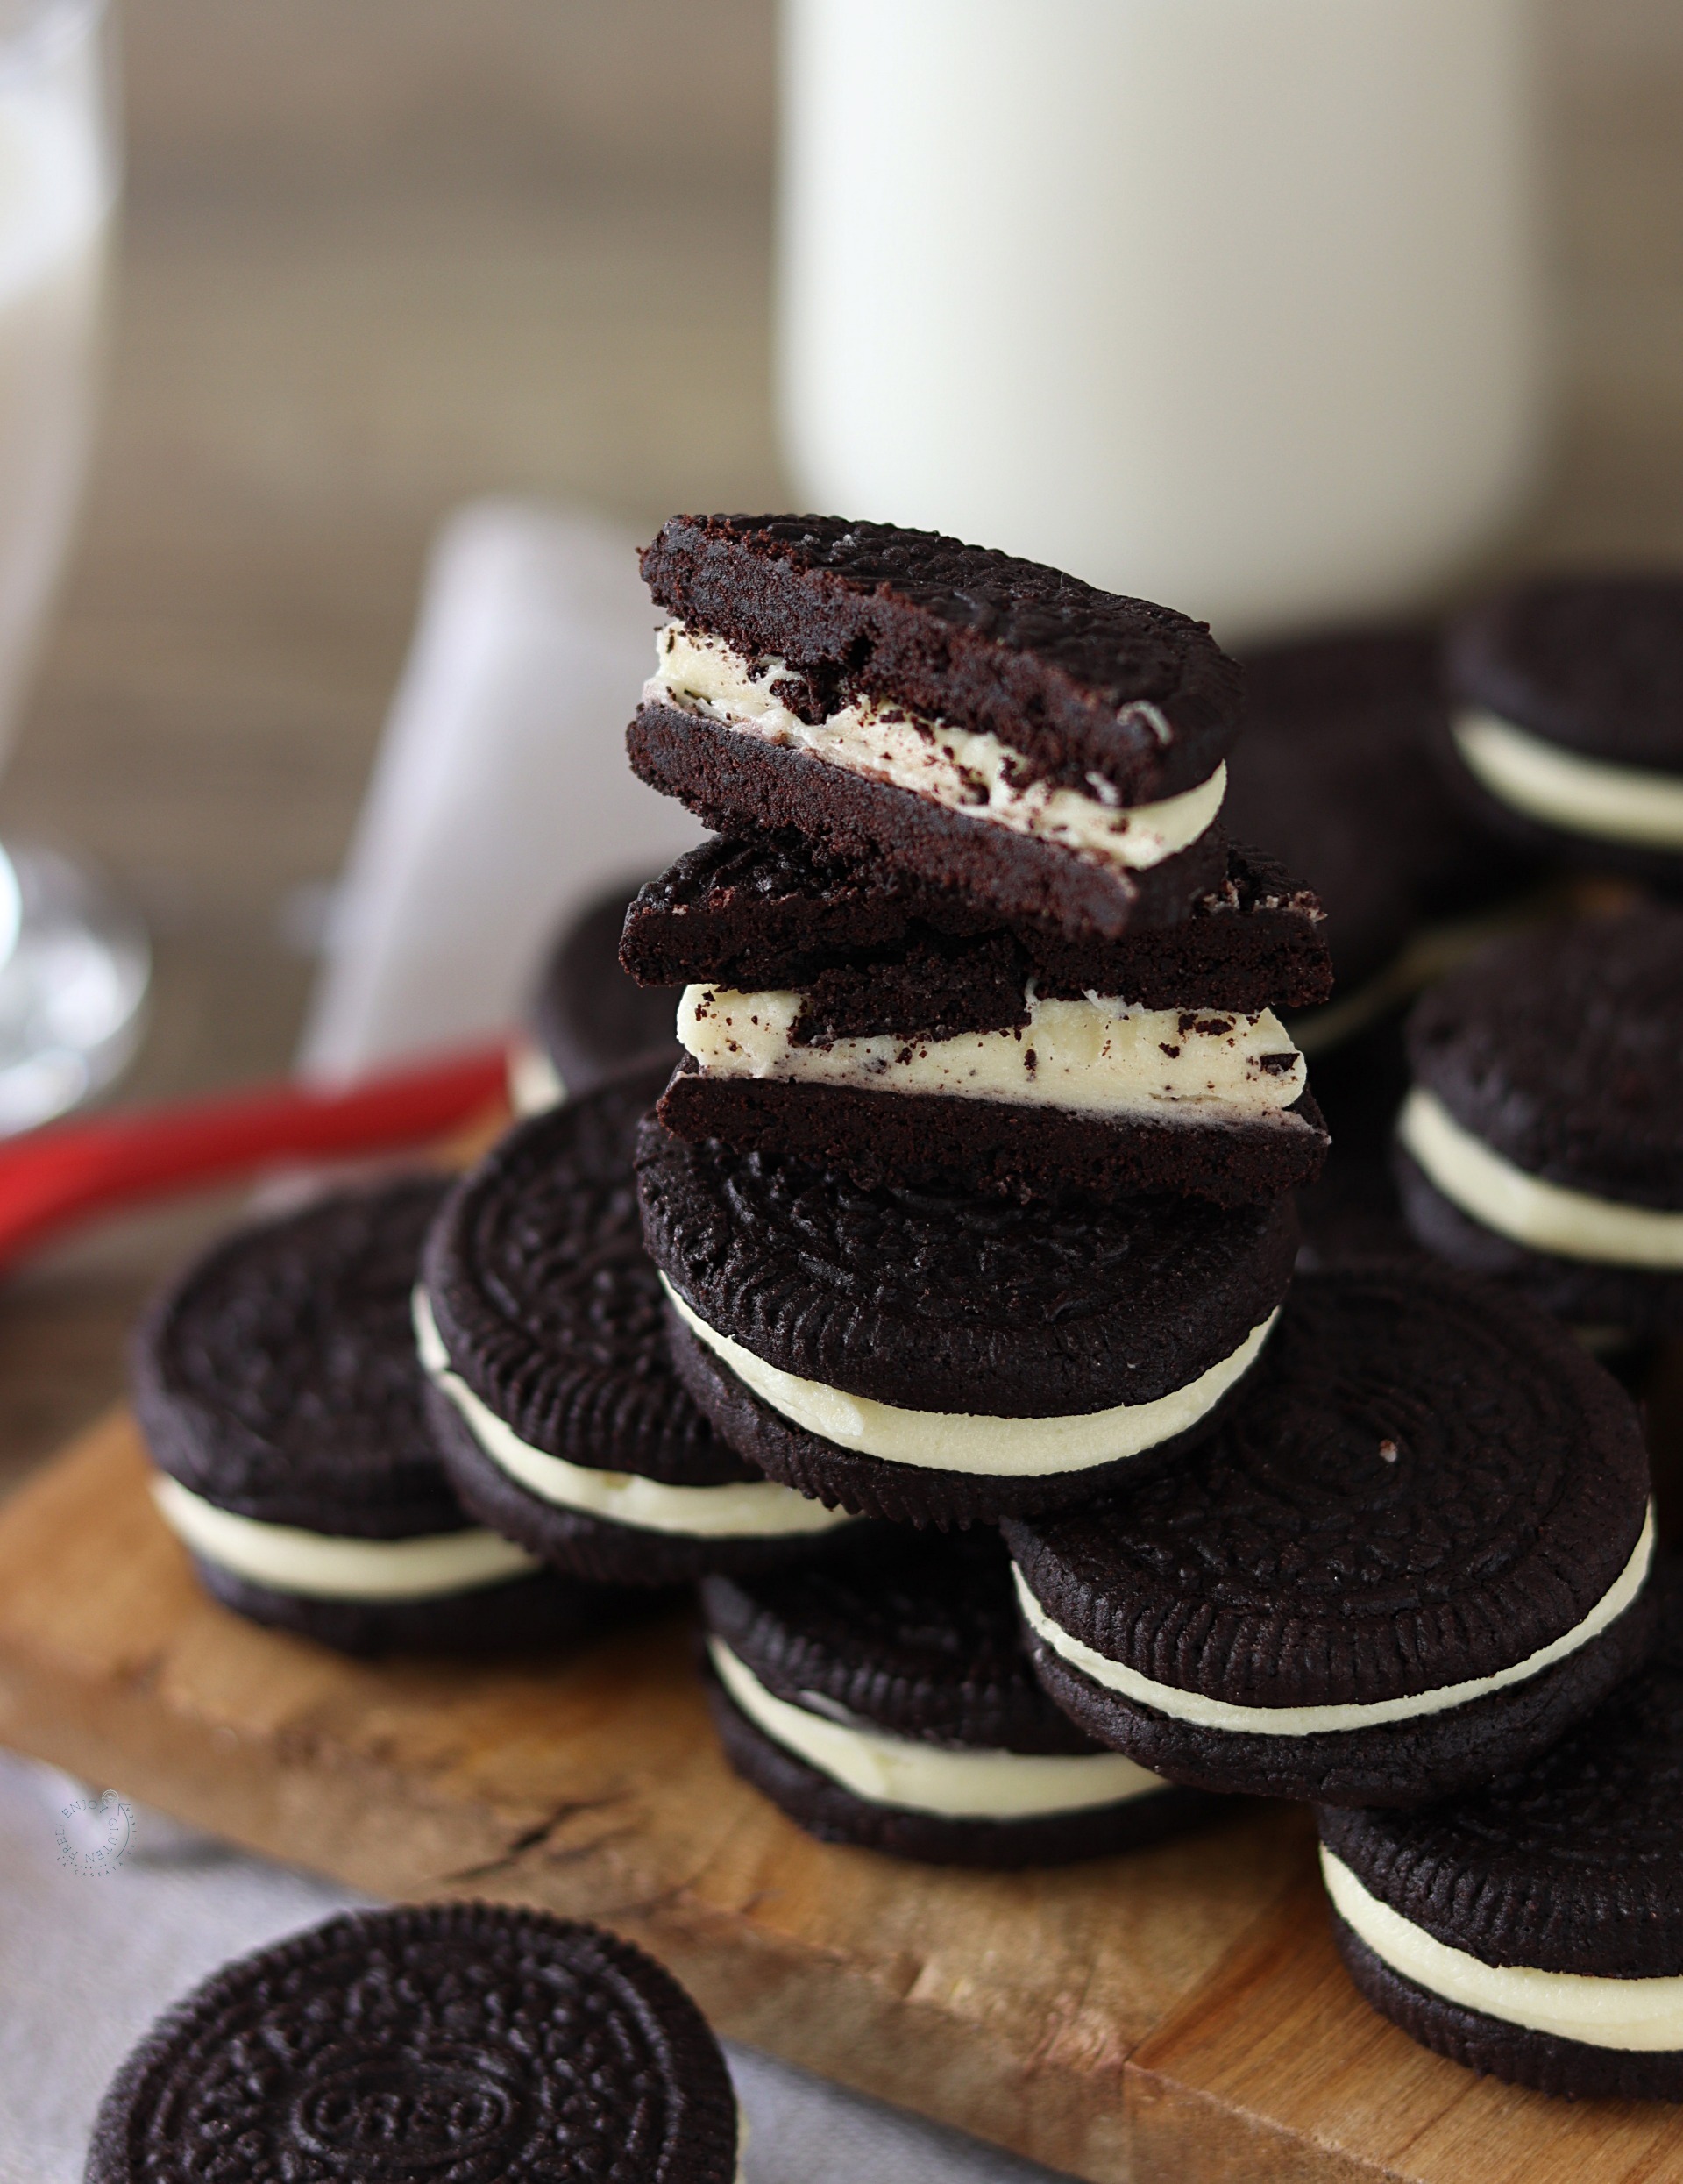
[505,1035,565,1117]
[1400,1086,1683,1270]
[650,622,1225,875]
[1454,707,1683,850]
[678,984,1307,1123]
[1015,1503,1655,1736]
[1322,1849,1683,2051]
[413,1289,854,1540]
[709,1636,1168,1820]
[151,1475,542,1602]
[663,1277,1279,1477]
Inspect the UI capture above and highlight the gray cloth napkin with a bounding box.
[0,1754,1066,2180]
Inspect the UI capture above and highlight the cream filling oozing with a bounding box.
[1016,1504,1655,1736]
[413,1289,854,1540]
[650,622,1225,876]
[152,1475,541,1602]
[1322,1849,1683,2051]
[1400,1087,1683,1270]
[678,985,1307,1123]
[664,1277,1279,1477]
[1454,707,1683,850]
[506,1034,565,1117]
[708,1636,1168,1819]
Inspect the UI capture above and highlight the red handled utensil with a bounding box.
[0,1043,510,1272]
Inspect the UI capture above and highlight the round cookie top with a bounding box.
[1447,573,1683,773]
[636,1119,1298,1418]
[1320,1562,1683,1977]
[640,512,1245,804]
[133,1176,463,1538]
[1003,1264,1651,1710]
[424,1061,758,1484]
[529,878,679,1098]
[703,1528,1101,1755]
[86,1902,738,2184]
[1407,909,1683,1209]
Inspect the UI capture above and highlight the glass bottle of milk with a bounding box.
[778,0,1549,644]
[0,0,146,1133]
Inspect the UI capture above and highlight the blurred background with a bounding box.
[0,0,1679,1471]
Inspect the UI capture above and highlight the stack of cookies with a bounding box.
[622,514,1331,1530]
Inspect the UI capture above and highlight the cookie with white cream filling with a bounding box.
[628,515,1243,937]
[1317,1562,1683,2098]
[699,1528,1226,1867]
[422,1061,859,1585]
[1441,573,1683,882]
[1002,1264,1657,1806]
[1399,909,1683,1334]
[131,1177,613,1658]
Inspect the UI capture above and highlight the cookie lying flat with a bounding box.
[627,514,1240,938]
[1225,628,1540,1052]
[86,1903,739,2184]
[422,1060,856,1583]
[701,1527,1224,1867]
[509,875,681,1116]
[132,1177,604,1657]
[621,831,1331,1012]
[1397,910,1683,1334]
[1318,1562,1683,2100]
[636,1115,1296,1528]
[1003,1264,1657,1807]
[1443,573,1683,884]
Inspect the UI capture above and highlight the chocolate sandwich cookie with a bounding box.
[701,1528,1224,1867]
[1443,573,1683,884]
[630,833,1330,1207]
[509,877,681,1116]
[1318,1562,1683,2100]
[636,1116,1297,1528]
[422,1059,857,1583]
[1397,909,1683,1334]
[1003,1264,1657,1807]
[1225,628,1539,1053]
[627,514,1240,939]
[132,1177,604,1657]
[86,1902,739,2184]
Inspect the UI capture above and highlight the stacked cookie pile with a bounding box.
[131,516,1677,2109]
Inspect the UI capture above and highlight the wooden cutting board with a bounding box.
[0,1412,1678,2182]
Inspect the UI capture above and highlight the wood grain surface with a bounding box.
[3,1410,1679,2183]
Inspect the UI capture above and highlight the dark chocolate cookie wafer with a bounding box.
[1004,1264,1657,1807]
[132,1177,606,1657]
[1442,573,1683,885]
[422,1060,857,1583]
[621,831,1331,1014]
[1317,1562,1683,2099]
[1225,628,1540,1049]
[512,876,680,1114]
[86,1902,739,2184]
[1397,909,1683,1335]
[700,1528,1225,1867]
[628,514,1241,937]
[636,1116,1296,1526]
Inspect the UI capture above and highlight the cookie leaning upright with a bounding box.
[1002,1263,1657,1806]
[628,514,1241,937]
[1318,1562,1683,2100]
[132,1177,607,1657]
[420,1057,858,1582]
[86,1903,740,2184]
[1397,907,1683,1334]
[1442,573,1683,886]
[700,1527,1225,1867]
